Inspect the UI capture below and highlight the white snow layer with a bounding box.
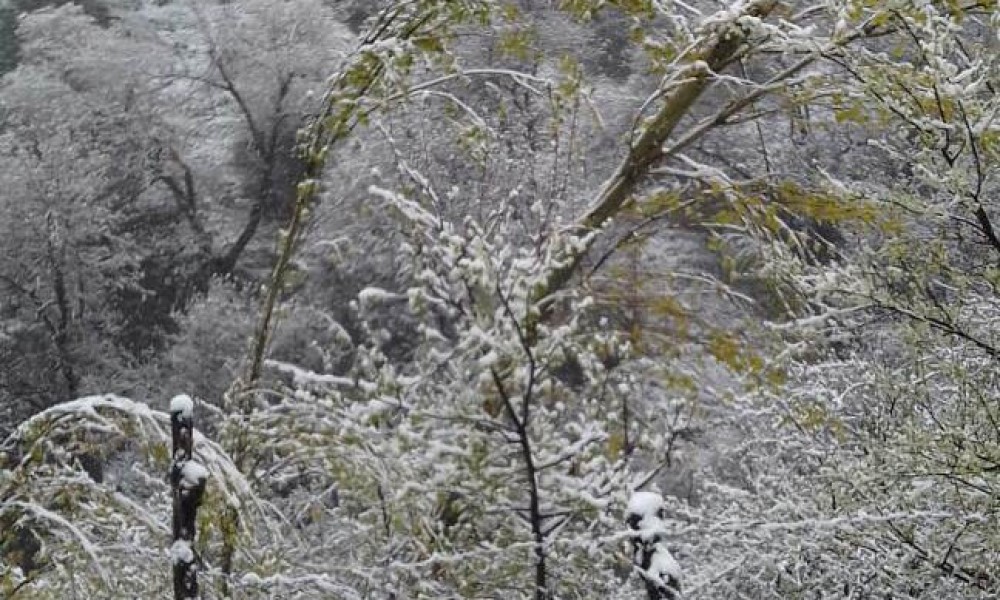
[170,394,194,418]
[649,545,683,584]
[266,359,366,389]
[628,491,664,518]
[628,491,682,584]
[180,461,209,488]
[169,540,194,564]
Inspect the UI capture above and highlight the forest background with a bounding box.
[1,0,999,597]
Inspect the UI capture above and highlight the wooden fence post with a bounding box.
[170,394,208,600]
[627,492,682,600]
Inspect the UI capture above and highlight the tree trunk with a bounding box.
[44,212,80,399]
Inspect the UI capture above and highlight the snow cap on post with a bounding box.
[169,394,194,420]
[627,491,664,519]
[627,490,682,599]
[169,540,195,565]
[627,491,666,533]
[180,461,209,490]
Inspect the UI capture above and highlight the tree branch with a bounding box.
[534,0,780,307]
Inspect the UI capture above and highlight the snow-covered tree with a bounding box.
[741,0,1000,595]
[0,0,352,416]
[6,0,1000,598]
[232,0,905,596]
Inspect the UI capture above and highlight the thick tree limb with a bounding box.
[535,0,778,307]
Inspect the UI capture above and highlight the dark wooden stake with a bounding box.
[170,395,207,600]
[627,496,681,600]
